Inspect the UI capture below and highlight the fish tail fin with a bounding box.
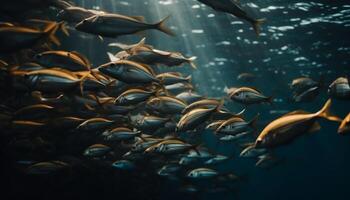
[154,15,175,36]
[58,21,70,36]
[43,23,60,46]
[187,56,197,69]
[317,99,342,122]
[78,72,90,96]
[186,75,192,82]
[253,18,266,36]
[215,99,225,112]
[267,96,274,105]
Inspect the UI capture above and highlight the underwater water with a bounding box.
[1,0,350,200]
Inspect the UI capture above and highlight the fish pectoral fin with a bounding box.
[308,122,321,133]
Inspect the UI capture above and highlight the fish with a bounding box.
[83,144,111,157]
[26,161,69,175]
[228,87,272,105]
[23,68,90,93]
[109,38,196,69]
[204,155,229,165]
[156,72,191,85]
[215,114,258,135]
[34,50,91,71]
[187,168,218,179]
[77,118,114,131]
[134,115,171,132]
[75,13,174,37]
[57,6,105,24]
[175,91,203,104]
[145,139,196,155]
[293,86,320,102]
[240,145,267,158]
[165,82,194,94]
[291,77,320,94]
[196,0,265,35]
[219,131,251,141]
[255,99,342,148]
[103,127,141,141]
[147,96,187,115]
[338,113,350,134]
[131,137,163,153]
[98,60,159,84]
[112,160,135,170]
[157,163,182,176]
[328,77,350,100]
[237,73,256,82]
[0,21,61,53]
[114,88,158,106]
[13,104,55,120]
[182,99,222,114]
[177,100,224,132]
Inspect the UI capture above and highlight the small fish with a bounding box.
[157,163,182,176]
[75,13,174,37]
[156,72,191,85]
[187,168,218,179]
[240,145,267,158]
[229,87,272,105]
[338,113,350,134]
[165,82,194,94]
[145,139,196,155]
[104,127,141,141]
[182,99,222,114]
[77,118,114,131]
[215,114,258,135]
[134,115,171,132]
[237,73,256,82]
[34,50,91,71]
[109,38,196,69]
[219,131,250,141]
[131,138,163,152]
[293,86,320,102]
[114,88,156,106]
[57,6,105,24]
[177,100,224,132]
[147,96,187,115]
[328,77,350,100]
[204,155,229,165]
[255,99,341,148]
[24,68,90,93]
[196,0,265,35]
[112,160,135,170]
[0,22,61,53]
[291,77,320,94]
[176,91,203,104]
[83,144,111,157]
[98,60,159,84]
[27,161,69,175]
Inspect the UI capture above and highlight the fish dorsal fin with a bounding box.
[107,52,120,62]
[130,16,145,22]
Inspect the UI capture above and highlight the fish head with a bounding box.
[187,170,198,178]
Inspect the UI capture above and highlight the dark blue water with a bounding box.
[1,0,350,200]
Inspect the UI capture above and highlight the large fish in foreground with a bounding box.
[255,99,341,148]
[75,14,174,37]
[196,0,265,35]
